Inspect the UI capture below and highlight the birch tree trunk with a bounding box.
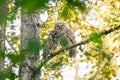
[0,0,7,73]
[20,10,41,80]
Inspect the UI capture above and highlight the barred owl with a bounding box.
[43,30,58,58]
[54,22,76,57]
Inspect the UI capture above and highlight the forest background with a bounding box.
[0,0,120,80]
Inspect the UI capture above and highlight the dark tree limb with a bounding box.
[38,25,120,71]
[102,25,120,35]
[49,25,120,60]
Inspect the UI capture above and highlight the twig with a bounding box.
[86,0,97,15]
[91,48,101,80]
[93,54,114,79]
[88,46,115,79]
[31,14,38,30]
[90,47,114,79]
[55,0,59,21]
[49,40,89,59]
[0,28,18,54]
[101,25,120,35]
[46,0,59,23]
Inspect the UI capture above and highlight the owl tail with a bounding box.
[69,48,76,58]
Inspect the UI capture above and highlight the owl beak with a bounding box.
[59,26,62,29]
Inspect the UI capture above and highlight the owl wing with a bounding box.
[65,27,76,57]
[66,28,75,44]
[43,30,58,58]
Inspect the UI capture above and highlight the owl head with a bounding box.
[54,22,66,31]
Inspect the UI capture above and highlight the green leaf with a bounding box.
[27,39,40,54]
[5,66,16,80]
[49,60,62,69]
[89,33,102,47]
[9,73,16,80]
[19,0,49,13]
[8,14,16,21]
[67,0,87,12]
[6,53,20,66]
[0,50,5,59]
[0,72,5,80]
[49,62,61,69]
[59,37,69,47]
[101,52,111,61]
[60,6,71,20]
[0,0,6,6]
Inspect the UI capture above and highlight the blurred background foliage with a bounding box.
[0,0,120,80]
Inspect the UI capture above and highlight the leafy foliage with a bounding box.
[60,6,71,20]
[27,39,40,54]
[15,0,49,13]
[59,37,69,47]
[67,0,87,12]
[89,33,102,43]
[0,0,120,80]
[0,51,5,59]
[0,72,5,80]
[6,53,20,66]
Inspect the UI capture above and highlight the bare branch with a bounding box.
[0,28,18,54]
[46,0,59,23]
[101,25,120,35]
[86,0,97,15]
[49,40,89,60]
[93,54,114,79]
[91,47,102,80]
[90,47,114,79]
[31,15,39,30]
[49,25,120,59]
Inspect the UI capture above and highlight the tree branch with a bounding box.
[91,47,102,80]
[49,40,89,60]
[38,25,120,70]
[93,54,114,79]
[31,15,39,30]
[0,28,18,54]
[49,25,120,59]
[101,25,120,35]
[86,0,97,15]
[89,47,114,79]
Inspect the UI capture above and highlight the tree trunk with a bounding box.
[0,26,5,72]
[20,10,41,80]
[0,26,5,73]
[74,58,79,80]
[0,0,7,73]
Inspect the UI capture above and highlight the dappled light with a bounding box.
[0,0,120,80]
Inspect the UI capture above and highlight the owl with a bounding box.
[43,30,58,58]
[54,22,76,57]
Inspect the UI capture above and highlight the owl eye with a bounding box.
[57,25,60,28]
